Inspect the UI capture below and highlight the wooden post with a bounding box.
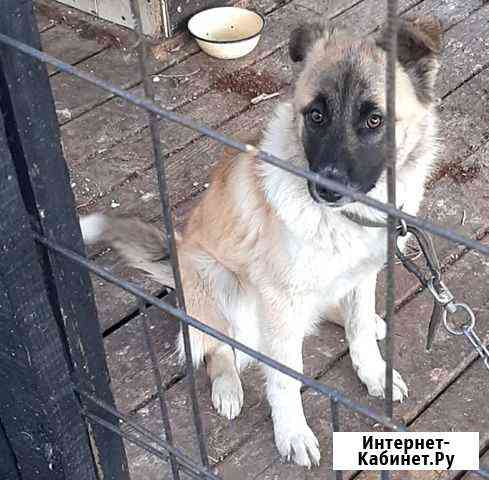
[0,1,129,479]
[0,105,98,480]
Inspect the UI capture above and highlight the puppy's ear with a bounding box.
[289,21,330,63]
[377,16,443,102]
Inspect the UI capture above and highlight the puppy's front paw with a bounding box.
[274,421,320,468]
[212,372,243,420]
[358,363,408,402]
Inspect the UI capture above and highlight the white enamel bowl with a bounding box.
[188,7,264,60]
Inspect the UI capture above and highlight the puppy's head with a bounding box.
[288,17,443,206]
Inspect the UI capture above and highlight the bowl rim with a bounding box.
[188,7,265,45]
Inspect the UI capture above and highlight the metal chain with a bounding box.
[407,241,489,370]
[342,212,489,370]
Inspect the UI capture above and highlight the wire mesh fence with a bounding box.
[0,0,487,478]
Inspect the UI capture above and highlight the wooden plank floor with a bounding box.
[35,0,489,479]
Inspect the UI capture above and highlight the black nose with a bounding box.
[313,169,349,203]
[315,185,343,203]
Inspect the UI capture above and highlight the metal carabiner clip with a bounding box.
[442,302,476,336]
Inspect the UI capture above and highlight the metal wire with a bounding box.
[1,32,489,256]
[77,389,220,480]
[128,0,209,469]
[381,3,399,471]
[384,0,399,428]
[139,301,180,479]
[330,398,343,480]
[82,412,217,480]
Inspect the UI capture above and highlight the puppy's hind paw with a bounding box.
[275,422,320,468]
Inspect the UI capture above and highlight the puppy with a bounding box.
[81,16,443,467]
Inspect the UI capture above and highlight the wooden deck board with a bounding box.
[34,5,55,33]
[57,1,318,167]
[47,0,289,126]
[354,359,489,480]
[49,36,199,123]
[40,23,106,75]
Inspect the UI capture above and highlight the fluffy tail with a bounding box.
[80,213,175,287]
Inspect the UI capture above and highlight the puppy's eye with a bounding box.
[366,114,383,129]
[309,109,325,124]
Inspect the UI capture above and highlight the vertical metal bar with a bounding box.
[382,0,399,479]
[384,0,398,420]
[331,398,343,480]
[140,302,181,479]
[128,0,210,468]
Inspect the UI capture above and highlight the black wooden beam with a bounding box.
[0,1,128,479]
[0,108,97,480]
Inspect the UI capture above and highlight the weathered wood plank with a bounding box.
[104,296,183,413]
[40,23,106,76]
[0,423,20,480]
[49,0,289,125]
[123,321,347,479]
[354,359,489,480]
[70,52,290,212]
[0,10,97,474]
[407,0,486,27]
[49,36,198,123]
[35,4,56,32]
[0,146,98,480]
